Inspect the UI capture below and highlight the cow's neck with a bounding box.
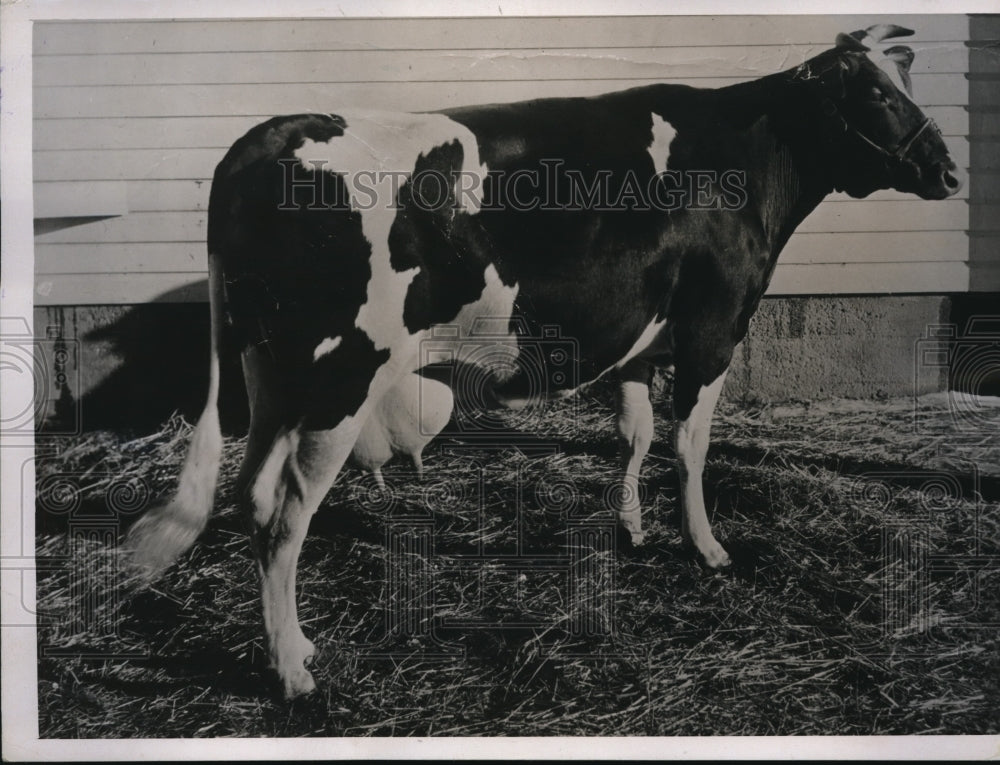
[714,71,837,256]
[745,117,830,257]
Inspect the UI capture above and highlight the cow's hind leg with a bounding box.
[233,347,318,695]
[246,340,416,699]
[248,422,363,699]
[235,346,285,499]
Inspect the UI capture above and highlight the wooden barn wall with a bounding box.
[969,15,1000,293]
[32,15,977,306]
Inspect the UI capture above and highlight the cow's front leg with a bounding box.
[614,359,655,545]
[673,367,731,568]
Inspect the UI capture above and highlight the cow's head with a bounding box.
[799,24,963,200]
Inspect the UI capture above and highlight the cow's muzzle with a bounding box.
[922,160,964,200]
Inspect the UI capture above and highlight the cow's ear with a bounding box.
[857,23,914,44]
[835,32,870,52]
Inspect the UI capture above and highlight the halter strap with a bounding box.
[822,98,938,164]
[849,116,936,163]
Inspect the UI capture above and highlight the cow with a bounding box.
[125,24,963,699]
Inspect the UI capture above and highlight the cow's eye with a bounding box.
[870,86,888,103]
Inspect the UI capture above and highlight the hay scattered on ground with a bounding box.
[714,393,1000,480]
[35,392,999,737]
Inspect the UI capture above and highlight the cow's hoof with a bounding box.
[683,528,731,569]
[616,508,644,547]
[615,521,645,547]
[281,667,317,701]
[273,631,317,699]
[700,543,731,569]
[297,634,316,666]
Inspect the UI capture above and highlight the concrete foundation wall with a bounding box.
[724,296,950,404]
[31,295,955,434]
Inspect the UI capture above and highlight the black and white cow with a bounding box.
[126,25,963,699]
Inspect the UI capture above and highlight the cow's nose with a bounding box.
[939,162,964,196]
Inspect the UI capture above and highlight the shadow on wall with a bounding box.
[78,281,251,436]
[69,284,522,439]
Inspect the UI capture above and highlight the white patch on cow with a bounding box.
[312,335,342,361]
[616,317,669,369]
[861,46,915,104]
[419,264,521,382]
[294,111,489,353]
[879,58,915,104]
[647,113,678,172]
[449,264,520,353]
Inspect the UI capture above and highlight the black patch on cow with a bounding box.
[210,113,345,186]
[301,328,391,431]
[390,139,496,333]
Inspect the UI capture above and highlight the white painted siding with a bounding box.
[32,15,974,305]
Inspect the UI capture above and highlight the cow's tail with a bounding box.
[124,252,226,583]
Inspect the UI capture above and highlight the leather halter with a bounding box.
[821,97,938,166]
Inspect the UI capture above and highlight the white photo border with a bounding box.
[2,0,997,760]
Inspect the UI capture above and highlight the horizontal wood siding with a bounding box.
[33,14,973,305]
[968,15,1000,292]
[34,109,971,151]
